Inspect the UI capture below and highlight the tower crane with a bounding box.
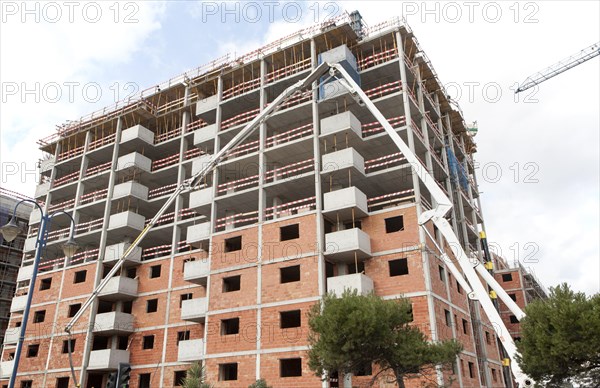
[515,42,599,93]
[64,61,535,387]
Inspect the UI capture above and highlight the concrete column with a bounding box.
[39,134,78,385]
[414,61,434,178]
[397,30,443,386]
[78,116,124,388]
[203,73,223,363]
[255,55,267,380]
[311,38,328,388]
[158,84,192,387]
[272,197,282,219]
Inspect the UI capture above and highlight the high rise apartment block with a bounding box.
[492,254,547,342]
[1,13,533,388]
[0,189,33,348]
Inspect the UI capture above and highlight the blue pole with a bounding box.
[8,206,47,388]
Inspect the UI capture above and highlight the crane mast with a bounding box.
[516,42,599,93]
[65,60,534,386]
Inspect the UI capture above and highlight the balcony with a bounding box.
[191,154,213,176]
[181,297,207,322]
[35,181,50,198]
[93,312,135,334]
[103,242,142,266]
[320,111,363,144]
[29,209,42,224]
[319,45,359,101]
[40,155,56,172]
[327,273,374,296]
[3,327,20,344]
[87,349,130,371]
[321,147,365,176]
[108,211,145,234]
[323,186,368,221]
[23,236,37,252]
[194,123,217,149]
[16,265,34,282]
[10,295,28,313]
[112,181,149,201]
[186,222,211,248]
[0,360,14,379]
[120,124,154,150]
[98,276,138,301]
[183,259,210,285]
[324,228,371,262]
[196,94,218,116]
[178,339,204,362]
[116,152,151,174]
[189,187,213,215]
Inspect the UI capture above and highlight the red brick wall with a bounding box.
[260,301,314,349]
[164,324,204,363]
[60,262,98,299]
[206,309,258,354]
[137,257,170,294]
[204,354,256,388]
[208,267,257,310]
[367,251,426,296]
[167,285,206,325]
[361,206,420,252]
[129,328,164,365]
[261,256,319,303]
[261,214,319,261]
[211,228,259,270]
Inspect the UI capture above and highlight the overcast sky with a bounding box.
[1,1,598,295]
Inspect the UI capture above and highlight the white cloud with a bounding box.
[334,1,600,295]
[0,1,597,297]
[1,1,167,195]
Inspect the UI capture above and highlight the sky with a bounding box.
[0,1,598,295]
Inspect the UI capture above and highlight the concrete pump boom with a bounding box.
[65,60,533,386]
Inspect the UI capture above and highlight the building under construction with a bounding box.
[0,189,33,348]
[0,13,543,388]
[492,254,548,342]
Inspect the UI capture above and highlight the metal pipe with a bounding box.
[7,200,76,388]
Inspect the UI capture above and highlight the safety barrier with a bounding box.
[265,196,316,220]
[365,152,406,173]
[425,113,442,139]
[223,77,261,101]
[265,58,311,84]
[265,158,314,183]
[362,116,406,137]
[48,198,76,212]
[365,80,402,99]
[357,47,398,71]
[155,126,182,144]
[265,123,313,148]
[367,189,415,211]
[148,183,178,200]
[89,133,116,151]
[228,139,260,158]
[221,108,260,131]
[53,171,80,188]
[57,145,85,162]
[215,210,259,232]
[145,207,200,227]
[80,188,109,206]
[85,161,111,177]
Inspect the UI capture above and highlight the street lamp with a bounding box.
[1,200,78,388]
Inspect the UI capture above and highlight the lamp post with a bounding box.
[0,200,78,388]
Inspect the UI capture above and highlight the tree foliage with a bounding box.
[181,362,212,388]
[516,283,600,387]
[307,290,462,387]
[248,378,273,388]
